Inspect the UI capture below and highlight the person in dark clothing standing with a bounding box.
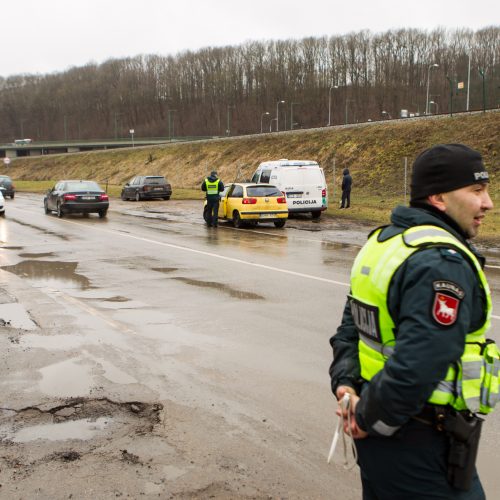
[329,144,498,499]
[340,168,352,208]
[202,170,224,227]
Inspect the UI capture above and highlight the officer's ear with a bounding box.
[428,193,447,212]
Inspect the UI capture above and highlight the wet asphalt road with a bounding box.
[1,193,500,498]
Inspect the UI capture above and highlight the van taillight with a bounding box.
[242,198,257,204]
[277,197,286,203]
[100,194,109,201]
[322,189,327,197]
[63,194,76,201]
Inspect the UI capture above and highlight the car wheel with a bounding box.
[311,211,321,219]
[10,194,14,199]
[98,210,107,218]
[233,211,243,228]
[163,196,170,200]
[44,199,50,214]
[135,192,141,202]
[57,202,64,218]
[121,191,127,201]
[274,219,286,228]
[0,211,5,217]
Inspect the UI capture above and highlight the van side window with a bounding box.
[251,171,260,183]
[260,170,271,183]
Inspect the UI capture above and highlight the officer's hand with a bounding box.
[335,385,356,401]
[346,395,368,439]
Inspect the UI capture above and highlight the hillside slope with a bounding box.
[5,112,499,196]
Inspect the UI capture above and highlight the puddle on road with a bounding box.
[1,260,91,290]
[0,246,23,250]
[19,252,55,258]
[103,296,130,302]
[172,277,264,300]
[39,358,94,397]
[0,303,38,330]
[21,333,99,350]
[152,267,178,274]
[9,417,111,443]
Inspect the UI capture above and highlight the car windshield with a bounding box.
[0,176,12,182]
[64,181,102,192]
[144,177,166,185]
[246,186,282,197]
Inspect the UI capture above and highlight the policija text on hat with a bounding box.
[329,144,498,499]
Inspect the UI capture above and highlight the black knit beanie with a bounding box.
[410,144,488,202]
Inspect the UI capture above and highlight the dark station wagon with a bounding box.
[120,175,172,201]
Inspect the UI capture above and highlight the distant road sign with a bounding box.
[3,157,11,165]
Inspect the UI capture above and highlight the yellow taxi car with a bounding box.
[204,183,288,228]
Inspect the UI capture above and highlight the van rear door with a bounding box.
[280,167,326,212]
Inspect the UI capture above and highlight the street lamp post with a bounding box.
[479,69,486,113]
[291,102,300,130]
[129,129,135,148]
[269,118,277,132]
[167,109,177,141]
[260,111,270,133]
[429,100,439,114]
[446,76,454,116]
[328,85,338,126]
[426,63,439,115]
[345,99,354,124]
[226,105,235,135]
[275,100,285,131]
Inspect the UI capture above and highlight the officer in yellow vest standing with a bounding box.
[202,170,224,227]
[329,144,499,499]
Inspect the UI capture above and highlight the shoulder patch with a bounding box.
[433,280,465,299]
[432,292,460,326]
[439,248,464,262]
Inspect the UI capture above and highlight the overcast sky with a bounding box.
[0,0,497,78]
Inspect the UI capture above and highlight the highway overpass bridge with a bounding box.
[0,136,215,159]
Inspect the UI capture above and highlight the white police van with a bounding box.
[251,159,328,218]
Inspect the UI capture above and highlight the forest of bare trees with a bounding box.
[0,26,498,142]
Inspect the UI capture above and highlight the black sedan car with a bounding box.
[44,180,109,218]
[120,175,172,201]
[0,175,15,199]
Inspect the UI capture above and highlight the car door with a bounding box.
[124,177,135,198]
[48,182,62,209]
[218,185,230,218]
[227,185,244,217]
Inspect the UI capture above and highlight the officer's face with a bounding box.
[442,183,493,238]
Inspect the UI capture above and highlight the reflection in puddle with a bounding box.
[10,417,111,443]
[173,277,264,300]
[1,260,91,290]
[39,358,93,397]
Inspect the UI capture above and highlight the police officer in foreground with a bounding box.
[202,170,224,227]
[329,144,499,499]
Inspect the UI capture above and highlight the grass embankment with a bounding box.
[8,111,500,240]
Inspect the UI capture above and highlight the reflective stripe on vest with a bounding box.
[205,178,220,195]
[350,224,497,413]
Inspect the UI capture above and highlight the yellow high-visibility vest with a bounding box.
[350,225,498,414]
[205,178,220,195]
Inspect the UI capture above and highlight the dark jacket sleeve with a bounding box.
[218,181,224,192]
[329,297,362,397]
[201,180,207,191]
[354,247,478,436]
